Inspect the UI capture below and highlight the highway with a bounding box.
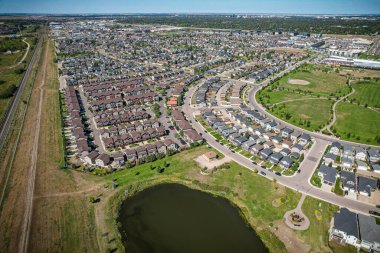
[0,33,43,152]
[182,65,380,215]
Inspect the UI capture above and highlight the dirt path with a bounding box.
[8,38,30,69]
[34,184,102,199]
[18,36,48,253]
[270,97,328,107]
[321,87,356,134]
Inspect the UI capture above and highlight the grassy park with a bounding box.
[349,80,380,108]
[333,102,380,145]
[256,63,380,145]
[268,99,334,131]
[277,64,349,97]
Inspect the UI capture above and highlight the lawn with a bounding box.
[298,196,339,253]
[333,102,380,145]
[350,80,380,108]
[257,89,314,106]
[333,178,344,196]
[269,99,334,131]
[310,170,322,188]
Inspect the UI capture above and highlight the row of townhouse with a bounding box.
[194,77,222,107]
[82,78,145,96]
[100,120,160,138]
[202,110,310,170]
[64,87,92,156]
[325,142,380,173]
[225,108,311,146]
[84,138,179,168]
[89,86,153,101]
[89,91,159,111]
[172,110,203,144]
[102,126,166,149]
[124,139,179,162]
[318,164,379,196]
[94,110,150,127]
[235,107,310,145]
[331,208,380,252]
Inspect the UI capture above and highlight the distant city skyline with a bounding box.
[1,0,380,15]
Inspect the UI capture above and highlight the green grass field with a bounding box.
[278,66,349,97]
[333,102,380,145]
[269,99,333,131]
[299,196,339,253]
[350,80,380,108]
[257,89,315,106]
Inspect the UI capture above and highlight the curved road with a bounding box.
[182,67,380,216]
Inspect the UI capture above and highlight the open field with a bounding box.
[350,80,380,108]
[269,99,334,131]
[258,89,316,106]
[0,37,36,120]
[0,37,44,253]
[333,102,380,145]
[28,39,100,253]
[277,64,349,97]
[339,68,380,79]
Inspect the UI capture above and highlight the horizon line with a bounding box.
[1,12,380,16]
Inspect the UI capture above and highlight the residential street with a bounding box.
[182,70,380,215]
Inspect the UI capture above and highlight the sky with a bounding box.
[0,0,380,15]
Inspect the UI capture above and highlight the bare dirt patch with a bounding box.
[288,79,310,85]
[271,220,311,253]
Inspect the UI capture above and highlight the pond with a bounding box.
[118,183,268,253]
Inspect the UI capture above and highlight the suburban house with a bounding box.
[280,156,294,169]
[84,151,99,165]
[355,147,368,161]
[269,152,283,164]
[357,214,380,252]
[340,171,356,193]
[330,208,360,247]
[368,149,380,163]
[318,165,337,185]
[260,148,273,160]
[357,176,378,196]
[331,208,380,252]
[356,160,369,171]
[330,142,341,156]
[95,154,111,167]
[324,153,338,166]
[342,157,354,170]
[298,133,311,146]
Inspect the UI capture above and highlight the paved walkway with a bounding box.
[283,194,310,231]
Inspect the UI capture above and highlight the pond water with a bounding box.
[118,183,268,253]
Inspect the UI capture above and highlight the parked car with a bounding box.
[260,171,266,176]
[275,172,282,176]
[369,210,380,216]
[252,161,257,165]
